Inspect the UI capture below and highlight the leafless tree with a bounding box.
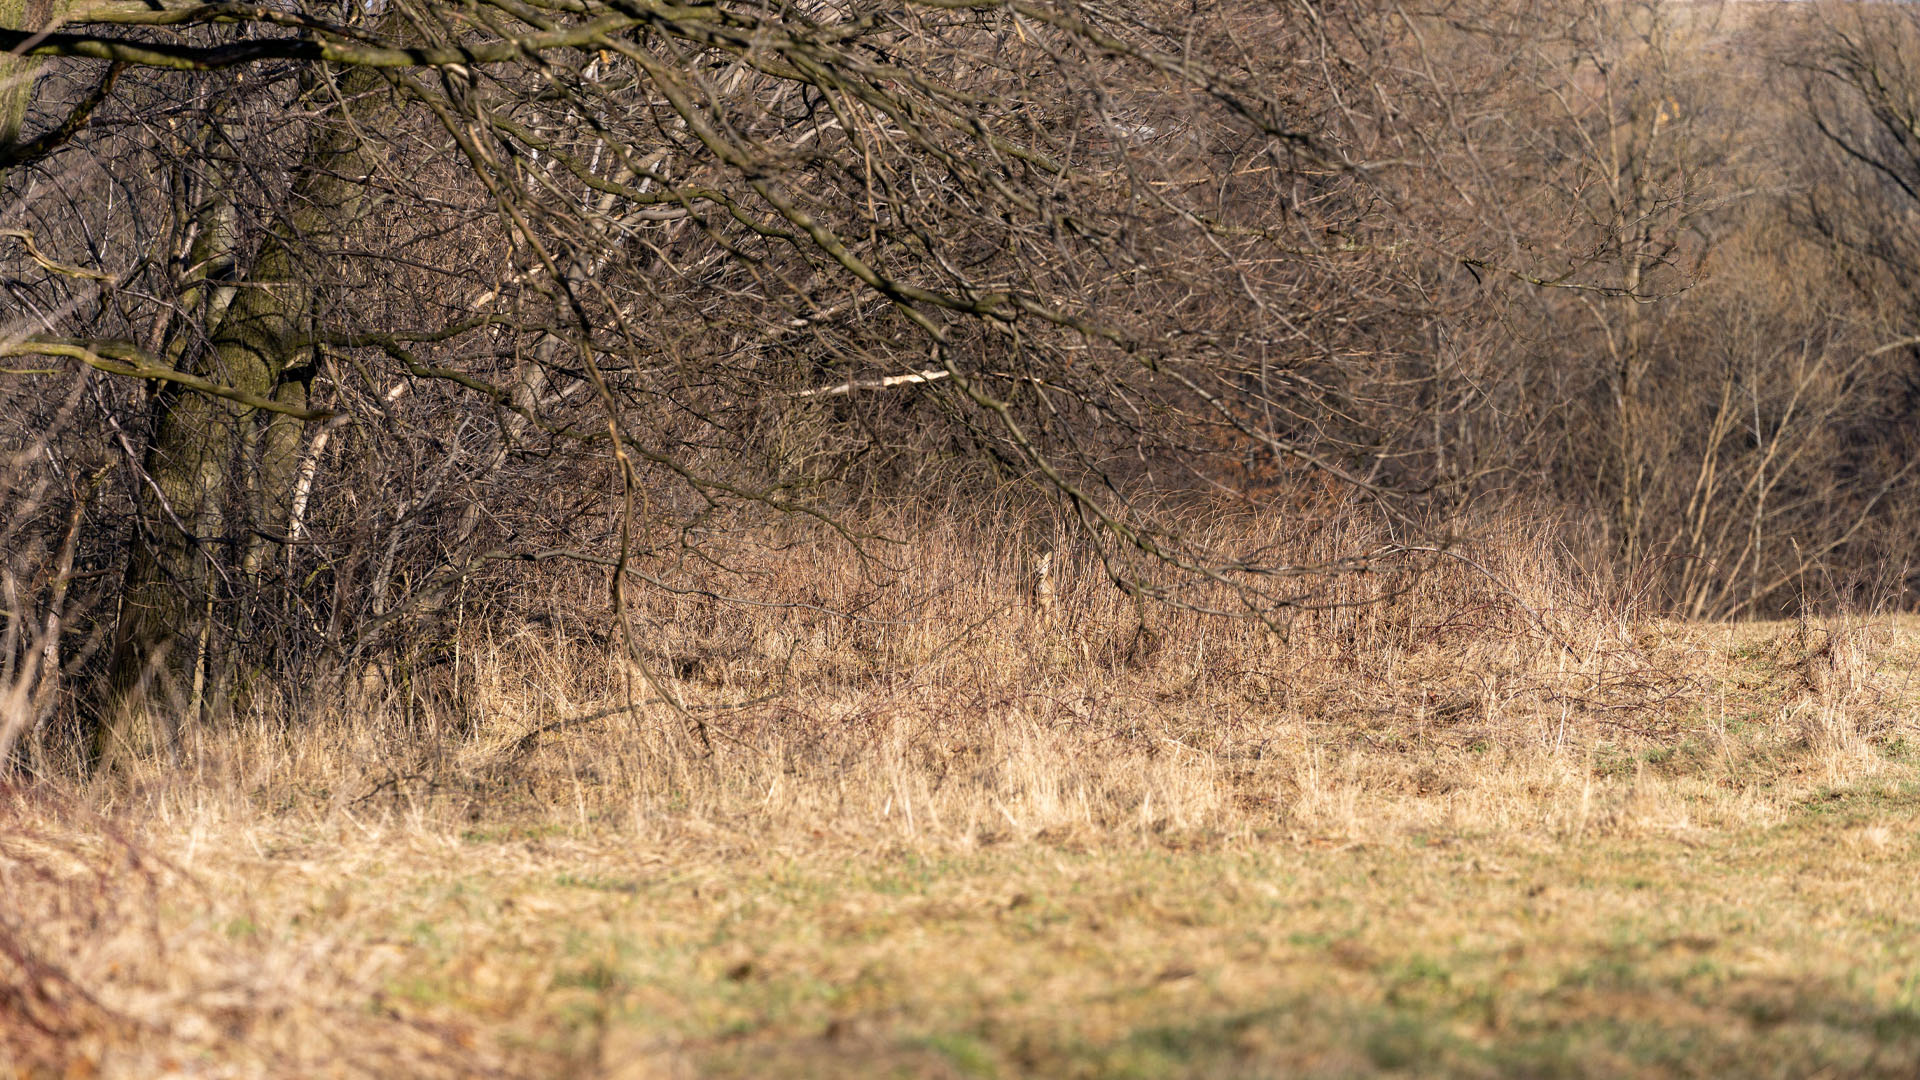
[3,0,1464,763]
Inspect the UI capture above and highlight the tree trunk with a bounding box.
[0,0,54,168]
[95,63,389,764]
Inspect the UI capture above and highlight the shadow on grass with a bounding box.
[687,974,1920,1080]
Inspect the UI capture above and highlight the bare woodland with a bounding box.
[13,5,1920,1076]
[3,0,1920,770]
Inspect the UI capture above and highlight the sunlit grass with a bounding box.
[6,525,1920,1077]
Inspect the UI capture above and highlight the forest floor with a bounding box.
[7,535,1920,1078]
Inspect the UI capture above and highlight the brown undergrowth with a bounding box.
[5,504,1918,1077]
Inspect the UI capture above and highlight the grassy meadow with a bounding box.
[5,515,1920,1078]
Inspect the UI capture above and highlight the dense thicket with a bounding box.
[3,0,1918,766]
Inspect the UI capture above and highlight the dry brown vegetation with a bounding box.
[6,506,1920,1077]
[8,1,1920,1076]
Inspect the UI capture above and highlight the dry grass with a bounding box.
[5,507,1920,1078]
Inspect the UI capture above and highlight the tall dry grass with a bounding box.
[17,498,1901,842]
[5,500,1915,1077]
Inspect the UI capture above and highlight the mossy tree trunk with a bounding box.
[0,0,54,157]
[90,62,390,763]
